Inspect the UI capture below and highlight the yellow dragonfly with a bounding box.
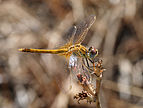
[19,15,98,74]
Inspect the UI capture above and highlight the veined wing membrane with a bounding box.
[74,15,96,44]
[61,15,96,48]
[60,26,77,49]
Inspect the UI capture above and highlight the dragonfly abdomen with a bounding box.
[19,48,68,54]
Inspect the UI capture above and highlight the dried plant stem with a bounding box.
[95,77,102,108]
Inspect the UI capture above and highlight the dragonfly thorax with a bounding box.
[67,44,88,57]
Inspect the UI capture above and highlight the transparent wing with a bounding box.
[69,55,97,99]
[60,26,77,49]
[74,15,96,44]
[68,54,93,84]
[60,15,96,49]
[68,54,80,78]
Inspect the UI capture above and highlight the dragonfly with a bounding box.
[19,15,105,105]
[19,15,99,72]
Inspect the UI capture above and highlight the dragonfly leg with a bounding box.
[85,57,90,67]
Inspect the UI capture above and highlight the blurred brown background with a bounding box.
[0,0,143,108]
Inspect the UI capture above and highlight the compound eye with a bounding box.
[88,46,98,58]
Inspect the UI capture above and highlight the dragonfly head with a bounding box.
[88,46,98,61]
